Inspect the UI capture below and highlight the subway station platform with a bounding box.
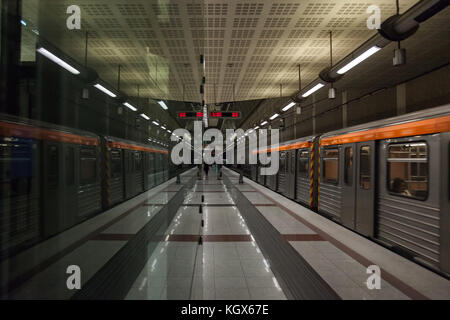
[1,167,449,300]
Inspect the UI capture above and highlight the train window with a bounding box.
[135,152,142,171]
[360,146,371,190]
[387,142,428,201]
[323,148,339,184]
[47,145,59,188]
[111,150,122,178]
[65,147,75,186]
[80,148,97,185]
[297,150,309,178]
[344,147,353,186]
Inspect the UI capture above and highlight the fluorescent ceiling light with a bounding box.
[302,83,325,98]
[123,102,137,111]
[158,100,168,110]
[269,113,279,121]
[37,47,80,75]
[21,20,27,26]
[167,130,172,133]
[254,126,259,130]
[94,84,116,98]
[152,121,159,126]
[282,102,296,112]
[161,126,166,130]
[337,46,381,74]
[260,121,268,126]
[140,114,150,120]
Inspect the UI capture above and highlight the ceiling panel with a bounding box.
[22,0,444,106]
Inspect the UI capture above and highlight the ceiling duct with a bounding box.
[379,0,449,41]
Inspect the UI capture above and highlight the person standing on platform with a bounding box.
[204,163,209,178]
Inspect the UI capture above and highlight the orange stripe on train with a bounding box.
[320,115,450,146]
[0,121,99,146]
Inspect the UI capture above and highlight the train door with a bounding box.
[62,144,77,227]
[341,144,356,229]
[135,151,144,194]
[378,136,440,270]
[42,142,63,237]
[355,142,375,236]
[278,152,287,194]
[286,150,296,199]
[148,153,155,188]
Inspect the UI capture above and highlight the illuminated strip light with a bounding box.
[161,126,166,130]
[282,102,296,112]
[167,130,172,133]
[123,102,137,111]
[37,47,80,75]
[254,126,260,130]
[140,114,150,120]
[302,83,324,98]
[21,20,27,26]
[152,121,160,126]
[94,84,117,98]
[269,113,279,120]
[337,46,381,74]
[158,100,168,110]
[261,121,268,126]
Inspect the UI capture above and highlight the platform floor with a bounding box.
[2,168,450,300]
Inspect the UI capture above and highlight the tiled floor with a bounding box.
[5,168,450,300]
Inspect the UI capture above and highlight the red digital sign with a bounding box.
[209,111,241,119]
[178,112,204,119]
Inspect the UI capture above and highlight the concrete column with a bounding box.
[396,83,406,115]
[342,90,348,128]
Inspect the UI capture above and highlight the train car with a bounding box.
[248,104,450,275]
[254,135,318,206]
[102,137,168,208]
[0,114,101,256]
[319,104,450,275]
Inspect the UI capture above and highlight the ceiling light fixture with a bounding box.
[37,47,80,75]
[123,102,137,111]
[152,121,160,126]
[302,83,324,98]
[94,84,117,98]
[260,121,268,126]
[337,46,381,74]
[282,102,296,112]
[158,100,168,110]
[140,114,150,120]
[269,113,279,121]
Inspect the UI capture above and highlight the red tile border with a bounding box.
[93,233,325,243]
[203,234,253,242]
[283,234,325,241]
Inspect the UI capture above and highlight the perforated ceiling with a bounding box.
[23,0,420,104]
